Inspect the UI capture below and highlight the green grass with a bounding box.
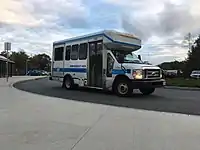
[166,78,200,88]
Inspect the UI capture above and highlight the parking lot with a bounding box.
[14,78,200,116]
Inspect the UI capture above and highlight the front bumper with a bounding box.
[131,79,165,89]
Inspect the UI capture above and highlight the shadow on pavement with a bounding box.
[14,78,200,116]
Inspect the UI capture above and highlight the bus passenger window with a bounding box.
[54,47,64,61]
[79,43,87,60]
[65,46,71,60]
[71,44,79,60]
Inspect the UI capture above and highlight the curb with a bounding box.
[12,77,47,88]
[164,86,200,91]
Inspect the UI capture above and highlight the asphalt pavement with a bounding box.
[14,78,200,116]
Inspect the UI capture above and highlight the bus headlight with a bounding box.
[132,69,143,79]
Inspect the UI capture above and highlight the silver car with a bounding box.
[190,70,200,79]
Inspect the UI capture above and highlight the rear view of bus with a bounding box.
[50,30,165,97]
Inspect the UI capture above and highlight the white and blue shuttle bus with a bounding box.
[50,30,165,96]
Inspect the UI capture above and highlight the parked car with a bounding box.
[40,70,49,76]
[27,70,42,76]
[190,70,200,79]
[27,70,50,76]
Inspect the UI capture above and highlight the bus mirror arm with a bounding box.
[121,64,126,74]
[138,55,142,61]
[118,54,126,73]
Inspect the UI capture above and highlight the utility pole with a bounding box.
[26,59,30,75]
[4,42,11,82]
[6,50,9,82]
[184,32,192,52]
[188,32,192,52]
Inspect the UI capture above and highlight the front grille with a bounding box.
[144,69,161,79]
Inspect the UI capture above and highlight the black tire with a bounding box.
[49,76,52,80]
[139,88,155,95]
[63,76,74,90]
[114,79,133,97]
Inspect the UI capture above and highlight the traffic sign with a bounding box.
[4,42,11,51]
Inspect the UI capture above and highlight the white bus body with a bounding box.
[50,30,164,96]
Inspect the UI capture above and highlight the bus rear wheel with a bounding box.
[114,79,133,97]
[139,88,155,95]
[63,76,74,90]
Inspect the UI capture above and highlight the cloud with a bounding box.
[0,0,90,56]
[29,0,90,28]
[0,23,73,56]
[1,0,200,64]
[156,2,200,36]
[119,1,200,39]
[103,0,200,64]
[0,0,90,27]
[0,0,45,27]
[120,13,155,41]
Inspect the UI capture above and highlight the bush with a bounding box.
[166,78,200,88]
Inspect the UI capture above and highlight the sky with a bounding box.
[0,0,200,64]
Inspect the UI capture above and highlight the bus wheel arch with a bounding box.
[112,75,133,97]
[62,74,74,89]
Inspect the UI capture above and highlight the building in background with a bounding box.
[0,55,15,78]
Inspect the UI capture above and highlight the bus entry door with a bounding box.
[88,41,103,88]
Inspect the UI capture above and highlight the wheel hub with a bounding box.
[118,83,128,95]
[65,79,71,88]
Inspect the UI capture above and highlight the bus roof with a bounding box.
[53,30,141,48]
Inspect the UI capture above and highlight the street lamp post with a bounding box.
[4,42,11,82]
[26,59,30,75]
[6,51,9,82]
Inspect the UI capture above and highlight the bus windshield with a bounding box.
[111,50,142,64]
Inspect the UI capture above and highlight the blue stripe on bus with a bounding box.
[112,69,131,75]
[53,68,86,73]
[53,68,131,74]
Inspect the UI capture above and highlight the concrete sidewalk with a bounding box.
[1,76,200,150]
[0,76,44,86]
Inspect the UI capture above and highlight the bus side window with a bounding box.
[71,44,79,60]
[97,42,103,54]
[107,53,114,77]
[54,47,64,61]
[65,46,71,60]
[79,43,87,60]
[97,42,102,50]
[89,43,96,56]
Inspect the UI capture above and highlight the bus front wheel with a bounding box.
[114,79,133,97]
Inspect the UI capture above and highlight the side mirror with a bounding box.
[138,55,142,60]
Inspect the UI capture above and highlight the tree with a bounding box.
[9,51,29,75]
[159,61,185,70]
[184,35,200,77]
[29,53,51,71]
